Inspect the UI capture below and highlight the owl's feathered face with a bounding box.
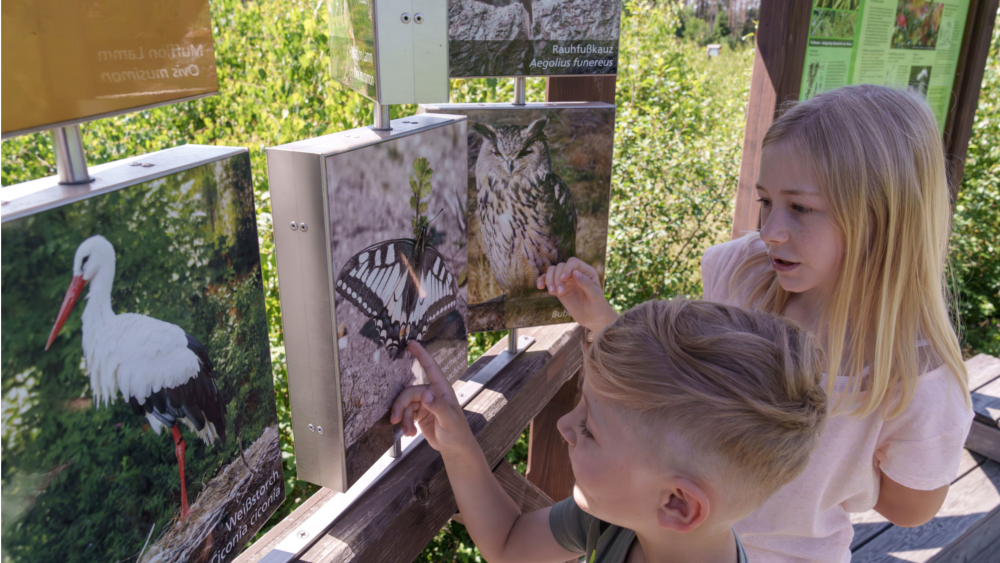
[473,118,552,184]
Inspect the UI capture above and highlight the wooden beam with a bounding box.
[239,489,339,562]
[851,459,1000,563]
[942,0,1000,197]
[492,460,555,514]
[730,0,811,239]
[452,460,555,526]
[259,323,585,563]
[545,76,617,105]
[525,372,581,502]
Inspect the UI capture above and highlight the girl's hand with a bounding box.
[536,258,619,333]
[390,341,478,459]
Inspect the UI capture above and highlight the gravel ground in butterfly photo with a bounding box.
[325,121,469,487]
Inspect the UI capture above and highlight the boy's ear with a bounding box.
[657,477,710,533]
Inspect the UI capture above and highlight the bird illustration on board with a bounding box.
[473,117,578,297]
[45,235,226,520]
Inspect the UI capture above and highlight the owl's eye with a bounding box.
[517,148,532,158]
[493,150,502,157]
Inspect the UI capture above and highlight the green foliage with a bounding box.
[410,157,434,235]
[608,1,752,310]
[814,0,860,9]
[678,8,709,43]
[951,22,1000,357]
[809,9,858,39]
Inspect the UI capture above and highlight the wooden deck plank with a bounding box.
[966,421,1000,463]
[850,450,985,551]
[851,459,1000,562]
[971,376,1000,426]
[967,353,1000,392]
[289,324,584,563]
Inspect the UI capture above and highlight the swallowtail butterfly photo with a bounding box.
[335,222,463,359]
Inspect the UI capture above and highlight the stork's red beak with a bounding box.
[46,275,86,350]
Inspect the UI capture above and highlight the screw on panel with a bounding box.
[296,530,309,539]
[290,222,299,231]
[142,163,155,167]
[308,423,315,432]
[317,426,324,435]
[130,162,143,167]
[413,13,423,23]
[299,222,309,232]
[400,12,411,23]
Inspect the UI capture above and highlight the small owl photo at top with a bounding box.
[473,118,578,297]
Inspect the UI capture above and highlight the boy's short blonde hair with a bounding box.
[585,299,827,516]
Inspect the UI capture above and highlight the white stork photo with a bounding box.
[45,234,227,519]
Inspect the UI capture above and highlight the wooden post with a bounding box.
[730,0,811,240]
[525,371,581,501]
[522,74,617,503]
[942,0,1000,197]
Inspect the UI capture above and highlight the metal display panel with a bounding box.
[420,102,615,332]
[798,0,971,132]
[328,0,449,104]
[0,145,284,563]
[266,113,469,491]
[1,0,219,139]
[448,0,623,78]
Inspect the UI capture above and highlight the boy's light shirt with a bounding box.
[549,495,749,563]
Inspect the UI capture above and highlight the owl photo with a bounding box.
[421,102,616,331]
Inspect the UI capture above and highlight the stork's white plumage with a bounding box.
[46,235,226,518]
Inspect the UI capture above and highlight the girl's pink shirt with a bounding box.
[702,234,974,563]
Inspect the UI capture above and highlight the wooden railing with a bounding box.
[237,323,585,563]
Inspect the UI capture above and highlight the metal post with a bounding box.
[373,101,391,131]
[513,77,526,106]
[390,437,402,458]
[51,125,93,185]
[508,328,519,354]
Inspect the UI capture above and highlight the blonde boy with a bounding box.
[391,299,827,563]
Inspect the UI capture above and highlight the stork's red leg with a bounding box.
[171,426,189,519]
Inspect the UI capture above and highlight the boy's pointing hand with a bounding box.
[390,341,477,457]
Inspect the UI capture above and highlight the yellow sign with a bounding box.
[2,0,219,138]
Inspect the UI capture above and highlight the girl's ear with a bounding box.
[657,477,710,533]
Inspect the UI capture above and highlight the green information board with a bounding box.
[800,0,970,131]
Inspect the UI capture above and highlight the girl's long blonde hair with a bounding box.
[732,84,968,418]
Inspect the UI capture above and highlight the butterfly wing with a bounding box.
[336,238,415,325]
[408,245,463,345]
[336,239,463,357]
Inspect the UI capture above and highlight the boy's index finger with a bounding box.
[407,341,450,388]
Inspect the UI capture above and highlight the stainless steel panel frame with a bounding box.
[326,0,447,105]
[265,112,467,492]
[1,144,246,223]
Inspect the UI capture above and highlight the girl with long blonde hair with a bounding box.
[538,84,973,562]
